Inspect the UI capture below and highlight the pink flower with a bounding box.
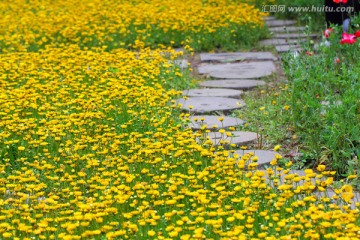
[333,0,348,3]
[324,28,333,38]
[340,32,356,44]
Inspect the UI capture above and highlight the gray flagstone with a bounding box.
[198,61,276,79]
[176,97,245,113]
[199,79,266,90]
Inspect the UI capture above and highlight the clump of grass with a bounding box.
[232,77,299,164]
[281,24,360,183]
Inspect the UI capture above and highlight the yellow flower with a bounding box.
[283,105,290,111]
[18,146,25,151]
[2,232,12,238]
[270,159,277,166]
[169,231,178,237]
[165,199,177,205]
[148,230,156,237]
[226,216,235,222]
[273,145,281,151]
[258,232,267,238]
[341,184,353,192]
[341,192,354,203]
[347,174,357,180]
[316,164,326,172]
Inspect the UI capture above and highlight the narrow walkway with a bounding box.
[177,16,312,167]
[175,16,360,208]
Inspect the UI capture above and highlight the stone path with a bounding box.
[234,149,278,169]
[175,15,312,157]
[198,61,276,79]
[182,88,243,98]
[199,79,266,90]
[199,52,277,62]
[203,131,258,147]
[175,15,316,154]
[176,97,245,113]
[269,26,306,33]
[175,16,359,208]
[189,115,244,130]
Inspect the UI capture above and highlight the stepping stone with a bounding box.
[199,131,258,146]
[174,47,184,52]
[199,52,277,62]
[313,42,320,50]
[259,38,303,46]
[266,20,296,27]
[276,45,303,53]
[263,16,276,21]
[234,150,277,169]
[176,97,245,113]
[253,169,359,209]
[260,169,316,186]
[315,189,360,209]
[274,33,318,39]
[182,88,243,98]
[269,26,306,33]
[174,59,188,69]
[198,62,276,79]
[189,115,244,130]
[199,79,266,90]
[321,100,342,106]
[320,100,343,115]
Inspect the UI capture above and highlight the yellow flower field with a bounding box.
[0,0,266,52]
[0,45,359,239]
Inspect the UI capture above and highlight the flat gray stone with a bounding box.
[259,170,359,209]
[174,59,188,69]
[314,42,320,50]
[174,47,184,52]
[189,115,244,130]
[263,16,276,21]
[260,169,316,186]
[182,88,243,98]
[320,100,343,115]
[266,20,296,27]
[176,97,245,113]
[200,131,258,146]
[198,61,276,79]
[274,33,318,39]
[276,45,302,53]
[321,100,342,106]
[199,52,277,62]
[259,38,303,46]
[244,168,360,209]
[234,150,277,169]
[269,26,306,33]
[315,190,360,209]
[199,79,266,90]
